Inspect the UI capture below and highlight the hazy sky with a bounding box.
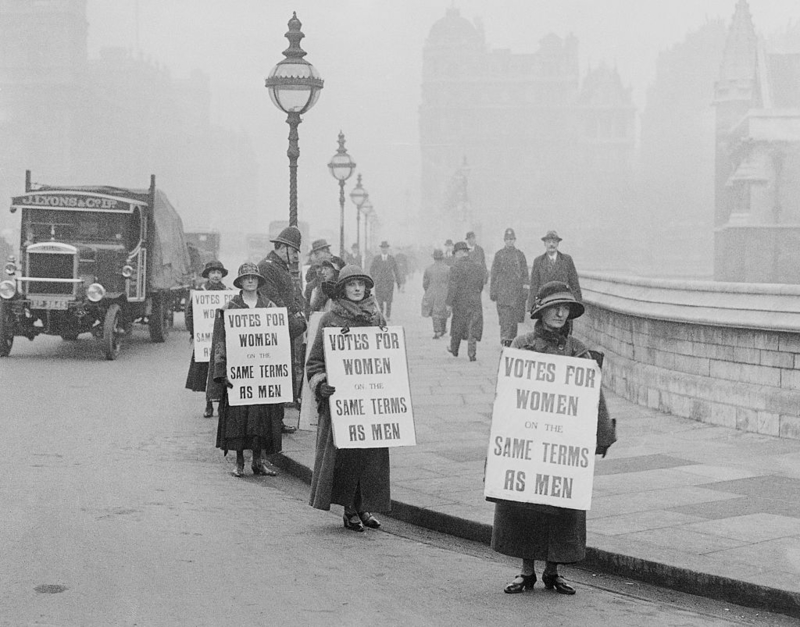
[85,0,800,245]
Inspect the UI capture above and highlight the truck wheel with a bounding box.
[103,303,123,360]
[0,301,14,357]
[149,293,169,342]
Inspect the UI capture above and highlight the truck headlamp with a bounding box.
[0,280,16,299]
[86,283,106,302]
[3,262,16,276]
[121,265,134,278]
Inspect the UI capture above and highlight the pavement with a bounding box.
[276,276,800,619]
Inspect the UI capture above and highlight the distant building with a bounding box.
[713,0,800,283]
[419,8,635,265]
[0,0,259,236]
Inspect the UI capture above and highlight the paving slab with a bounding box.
[277,278,800,618]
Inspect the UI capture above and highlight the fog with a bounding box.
[3,0,800,274]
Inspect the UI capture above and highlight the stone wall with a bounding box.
[573,272,800,439]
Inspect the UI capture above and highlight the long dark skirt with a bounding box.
[309,402,391,512]
[216,391,283,455]
[491,500,586,564]
[185,352,209,392]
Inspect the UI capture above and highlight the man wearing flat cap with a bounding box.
[526,230,582,312]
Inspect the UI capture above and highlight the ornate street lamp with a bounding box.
[328,131,356,258]
[349,173,368,258]
[361,198,374,256]
[265,11,324,233]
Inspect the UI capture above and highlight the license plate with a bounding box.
[29,298,69,310]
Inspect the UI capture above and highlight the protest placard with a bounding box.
[224,307,293,406]
[323,326,416,449]
[484,347,601,510]
[191,289,238,362]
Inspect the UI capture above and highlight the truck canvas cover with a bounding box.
[27,183,191,291]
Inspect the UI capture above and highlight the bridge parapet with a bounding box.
[574,272,800,439]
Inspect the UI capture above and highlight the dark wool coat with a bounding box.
[446,256,486,342]
[369,254,402,300]
[490,246,529,322]
[257,250,307,338]
[185,280,229,393]
[490,322,616,563]
[421,260,450,319]
[208,293,285,455]
[527,251,582,311]
[306,298,391,512]
[467,243,486,269]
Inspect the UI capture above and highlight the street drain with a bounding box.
[34,584,67,594]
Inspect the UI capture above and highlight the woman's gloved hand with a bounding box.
[319,382,336,398]
[595,445,609,458]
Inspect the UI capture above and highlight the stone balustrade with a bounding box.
[573,272,800,439]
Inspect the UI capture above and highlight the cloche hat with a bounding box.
[530,281,584,320]
[432,248,444,260]
[453,241,469,253]
[334,264,374,294]
[201,259,228,278]
[233,262,266,289]
[270,225,302,251]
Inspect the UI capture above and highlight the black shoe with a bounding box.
[232,463,244,477]
[281,424,297,434]
[504,573,536,594]
[343,512,364,532]
[542,573,575,595]
[469,355,476,362]
[446,346,458,357]
[251,460,277,476]
[358,512,381,529]
[203,404,214,418]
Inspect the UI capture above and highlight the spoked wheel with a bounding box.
[103,303,123,360]
[0,301,14,357]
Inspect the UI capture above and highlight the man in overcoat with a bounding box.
[526,230,582,312]
[490,227,529,346]
[421,248,450,339]
[369,241,402,320]
[465,231,486,272]
[257,226,307,432]
[446,241,486,361]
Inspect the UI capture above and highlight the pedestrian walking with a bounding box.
[492,281,616,595]
[443,239,455,266]
[208,263,303,477]
[346,243,362,268]
[421,248,450,339]
[490,228,529,347]
[369,241,402,321]
[257,226,308,433]
[306,265,390,531]
[185,260,229,417]
[527,230,582,311]
[465,231,486,271]
[446,241,486,361]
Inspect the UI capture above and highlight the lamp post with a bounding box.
[327,131,356,258]
[349,173,367,261]
[360,197,373,258]
[265,11,324,285]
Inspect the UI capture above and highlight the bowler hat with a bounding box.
[233,262,266,289]
[530,281,584,320]
[201,259,228,278]
[504,228,516,240]
[309,238,331,255]
[444,239,454,246]
[379,240,390,248]
[432,248,444,260]
[334,265,374,295]
[453,241,469,253]
[541,230,562,242]
[270,226,302,251]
